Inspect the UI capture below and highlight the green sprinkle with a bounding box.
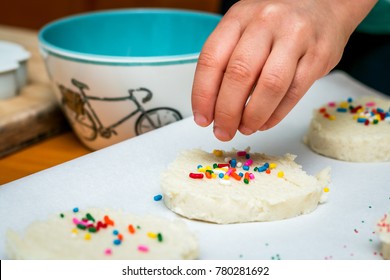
[137,225,141,229]
[60,213,65,218]
[77,224,87,230]
[213,163,218,169]
[86,213,95,222]
[373,119,379,124]
[157,233,163,242]
[244,178,249,184]
[88,227,97,233]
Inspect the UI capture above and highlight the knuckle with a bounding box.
[261,72,286,94]
[224,58,253,83]
[215,108,237,123]
[197,51,220,70]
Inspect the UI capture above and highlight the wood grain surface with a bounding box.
[0,25,68,158]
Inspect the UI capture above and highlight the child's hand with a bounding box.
[191,0,377,141]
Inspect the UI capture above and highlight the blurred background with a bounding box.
[0,0,223,184]
[0,0,222,30]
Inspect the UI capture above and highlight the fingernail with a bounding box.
[238,125,253,135]
[214,127,231,141]
[194,113,208,126]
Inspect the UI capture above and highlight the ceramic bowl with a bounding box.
[38,8,221,150]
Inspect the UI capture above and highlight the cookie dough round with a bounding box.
[161,148,330,224]
[6,208,198,259]
[304,97,390,162]
[376,212,390,260]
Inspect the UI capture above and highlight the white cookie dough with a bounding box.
[161,148,330,224]
[304,97,390,162]
[6,208,198,259]
[376,212,390,260]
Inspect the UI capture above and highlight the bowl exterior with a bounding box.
[41,49,195,150]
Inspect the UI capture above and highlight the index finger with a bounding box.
[191,15,244,127]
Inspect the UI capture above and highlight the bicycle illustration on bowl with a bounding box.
[58,78,182,141]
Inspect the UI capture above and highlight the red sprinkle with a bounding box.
[217,163,229,168]
[189,173,204,179]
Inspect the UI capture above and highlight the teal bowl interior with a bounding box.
[39,9,221,60]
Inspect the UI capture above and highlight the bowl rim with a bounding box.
[38,8,222,66]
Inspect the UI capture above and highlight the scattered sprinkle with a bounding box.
[73,207,79,213]
[153,194,163,201]
[138,245,149,253]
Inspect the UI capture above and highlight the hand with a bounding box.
[191,0,377,141]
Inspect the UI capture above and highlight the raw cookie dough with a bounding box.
[6,208,198,259]
[304,97,390,162]
[376,212,390,260]
[161,148,330,224]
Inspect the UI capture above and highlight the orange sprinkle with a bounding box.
[231,172,242,181]
[118,233,123,241]
[266,169,271,174]
[128,224,135,234]
[104,215,114,226]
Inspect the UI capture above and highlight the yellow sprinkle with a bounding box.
[71,228,78,234]
[328,115,336,120]
[84,233,91,240]
[147,232,157,238]
[223,175,230,180]
[357,108,364,113]
[213,149,223,157]
[205,165,212,170]
[277,171,284,178]
[269,163,277,169]
[198,167,206,172]
[323,187,330,193]
[353,115,359,120]
[339,101,349,108]
[211,173,217,179]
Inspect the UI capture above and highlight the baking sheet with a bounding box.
[1,71,389,260]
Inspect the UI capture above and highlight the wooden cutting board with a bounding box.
[0,25,68,158]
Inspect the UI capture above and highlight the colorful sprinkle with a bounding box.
[113,239,121,245]
[73,207,79,213]
[213,149,223,157]
[84,233,91,240]
[323,187,330,193]
[128,224,135,234]
[189,172,204,179]
[153,194,163,201]
[138,245,149,253]
[104,248,112,255]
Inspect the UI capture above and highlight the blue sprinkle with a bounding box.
[336,108,347,113]
[73,207,79,213]
[218,173,224,179]
[257,166,267,172]
[197,165,202,169]
[230,159,237,168]
[153,194,163,201]
[113,230,119,235]
[113,239,121,245]
[264,163,269,168]
[245,154,250,159]
[239,172,243,177]
[347,97,353,103]
[357,118,367,123]
[243,165,249,171]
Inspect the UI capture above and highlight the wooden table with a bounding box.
[0,130,91,185]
